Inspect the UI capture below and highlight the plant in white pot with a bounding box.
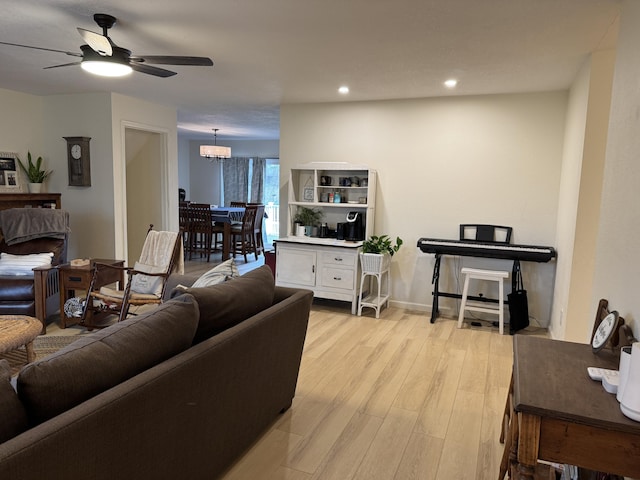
[360,234,403,273]
[17,152,51,193]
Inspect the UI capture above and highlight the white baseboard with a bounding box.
[388,299,455,318]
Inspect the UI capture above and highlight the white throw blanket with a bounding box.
[138,230,184,274]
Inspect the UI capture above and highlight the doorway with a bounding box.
[124,128,163,265]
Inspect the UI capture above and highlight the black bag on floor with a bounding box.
[508,262,529,334]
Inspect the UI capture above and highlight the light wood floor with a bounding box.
[217,296,521,479]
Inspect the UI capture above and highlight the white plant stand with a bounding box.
[357,253,390,318]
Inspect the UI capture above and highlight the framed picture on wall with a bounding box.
[0,152,23,192]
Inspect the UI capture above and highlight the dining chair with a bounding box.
[187,203,215,261]
[248,203,265,258]
[230,205,259,262]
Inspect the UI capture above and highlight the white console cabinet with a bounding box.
[275,163,377,313]
[276,241,361,313]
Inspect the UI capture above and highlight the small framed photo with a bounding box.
[0,152,23,192]
[303,187,314,202]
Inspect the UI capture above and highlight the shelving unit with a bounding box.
[285,162,376,238]
[0,193,61,210]
[276,162,377,314]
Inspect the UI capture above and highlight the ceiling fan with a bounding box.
[0,13,213,78]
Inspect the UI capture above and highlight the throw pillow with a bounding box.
[190,258,240,288]
[0,359,29,443]
[0,252,54,276]
[129,261,166,296]
[172,265,275,344]
[17,294,199,425]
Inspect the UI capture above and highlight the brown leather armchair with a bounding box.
[0,234,68,333]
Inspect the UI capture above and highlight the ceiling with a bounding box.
[0,0,621,142]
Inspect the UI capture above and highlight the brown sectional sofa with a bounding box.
[0,265,313,479]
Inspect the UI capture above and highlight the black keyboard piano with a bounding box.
[417,238,556,262]
[416,237,557,324]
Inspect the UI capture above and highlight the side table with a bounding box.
[58,259,125,328]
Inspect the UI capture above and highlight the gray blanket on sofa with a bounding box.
[0,208,70,245]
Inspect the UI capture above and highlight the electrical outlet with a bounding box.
[559,308,564,327]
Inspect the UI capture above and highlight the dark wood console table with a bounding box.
[504,335,640,479]
[0,193,61,210]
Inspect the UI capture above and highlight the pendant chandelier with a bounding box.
[200,128,231,160]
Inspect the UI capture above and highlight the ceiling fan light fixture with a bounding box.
[200,128,231,160]
[80,44,132,77]
[81,60,132,77]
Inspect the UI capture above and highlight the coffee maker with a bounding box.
[345,211,365,241]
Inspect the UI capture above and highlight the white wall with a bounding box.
[41,92,115,259]
[591,0,640,341]
[549,58,591,339]
[0,88,44,177]
[281,93,566,324]
[177,136,191,200]
[550,49,616,342]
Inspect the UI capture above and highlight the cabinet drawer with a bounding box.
[321,267,355,289]
[320,251,357,267]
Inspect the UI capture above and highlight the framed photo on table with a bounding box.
[0,152,23,192]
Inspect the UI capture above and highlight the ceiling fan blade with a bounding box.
[131,55,213,66]
[130,62,177,78]
[43,61,82,70]
[77,28,112,56]
[0,40,81,57]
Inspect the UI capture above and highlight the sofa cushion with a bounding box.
[0,359,28,443]
[0,276,35,301]
[0,252,53,276]
[129,261,165,295]
[172,265,275,344]
[189,257,240,288]
[17,294,200,425]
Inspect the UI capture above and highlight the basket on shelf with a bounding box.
[359,252,390,274]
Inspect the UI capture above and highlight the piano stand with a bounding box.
[430,254,520,323]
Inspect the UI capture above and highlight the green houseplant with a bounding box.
[361,235,403,256]
[360,234,403,274]
[17,152,51,192]
[293,206,324,235]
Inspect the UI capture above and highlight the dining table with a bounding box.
[210,206,245,260]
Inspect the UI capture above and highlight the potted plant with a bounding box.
[293,206,324,236]
[17,151,52,193]
[360,234,403,273]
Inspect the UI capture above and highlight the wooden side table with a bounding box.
[58,259,125,328]
[502,335,640,479]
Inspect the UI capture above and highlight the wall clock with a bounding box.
[63,136,91,186]
[591,298,625,353]
[592,311,620,353]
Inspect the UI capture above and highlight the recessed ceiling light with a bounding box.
[444,79,458,88]
[338,86,349,94]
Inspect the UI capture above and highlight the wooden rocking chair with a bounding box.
[81,225,183,326]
